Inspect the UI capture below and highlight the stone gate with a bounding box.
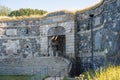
[40,13,75,58]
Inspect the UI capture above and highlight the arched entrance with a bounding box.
[47,26,66,57]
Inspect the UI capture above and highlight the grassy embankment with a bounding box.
[76,66,120,80]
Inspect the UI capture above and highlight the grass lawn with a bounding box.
[0,75,36,80]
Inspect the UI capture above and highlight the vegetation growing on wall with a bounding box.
[0,6,47,17]
[0,6,48,21]
[8,8,47,17]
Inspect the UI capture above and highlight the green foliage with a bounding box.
[0,75,33,80]
[0,6,11,16]
[79,66,120,80]
[8,8,47,17]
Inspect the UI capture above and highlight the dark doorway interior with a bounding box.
[48,35,66,57]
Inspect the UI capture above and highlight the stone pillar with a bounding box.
[66,34,75,58]
[40,36,48,56]
[64,21,75,58]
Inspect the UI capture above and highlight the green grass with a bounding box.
[0,75,34,80]
[0,75,47,80]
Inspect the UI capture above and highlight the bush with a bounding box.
[8,8,47,17]
[83,66,120,80]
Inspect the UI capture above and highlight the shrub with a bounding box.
[76,66,120,80]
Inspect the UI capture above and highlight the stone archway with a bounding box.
[47,26,66,57]
[47,26,65,36]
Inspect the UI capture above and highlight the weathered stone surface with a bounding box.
[0,0,120,75]
[0,28,4,35]
[6,29,17,36]
[94,17,101,26]
[0,57,70,76]
[77,0,120,70]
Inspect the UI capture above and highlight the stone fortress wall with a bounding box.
[0,15,72,75]
[0,0,120,75]
[76,0,120,70]
[0,19,42,75]
[0,19,40,59]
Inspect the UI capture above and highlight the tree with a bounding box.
[0,5,11,16]
[8,8,47,17]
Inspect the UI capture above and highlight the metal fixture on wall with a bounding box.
[89,14,94,71]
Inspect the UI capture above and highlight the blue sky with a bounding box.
[1,0,101,12]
